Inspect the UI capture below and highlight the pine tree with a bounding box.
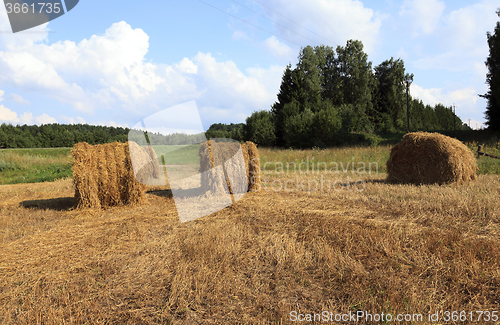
[271,64,296,147]
[480,9,500,132]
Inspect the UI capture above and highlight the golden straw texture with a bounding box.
[72,142,147,209]
[386,132,477,185]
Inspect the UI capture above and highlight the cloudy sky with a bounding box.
[0,0,498,131]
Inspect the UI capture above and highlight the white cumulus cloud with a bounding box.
[408,0,499,73]
[0,105,18,123]
[400,0,446,35]
[411,83,484,124]
[263,36,293,58]
[0,17,285,127]
[0,21,164,115]
[35,113,57,125]
[0,89,58,125]
[9,93,30,105]
[254,0,382,53]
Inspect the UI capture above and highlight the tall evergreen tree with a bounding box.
[271,64,296,147]
[480,9,500,132]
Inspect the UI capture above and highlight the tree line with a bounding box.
[0,122,245,148]
[0,123,131,148]
[244,39,469,148]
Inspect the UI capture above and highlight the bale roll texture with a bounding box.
[198,140,229,195]
[386,132,477,185]
[72,142,100,208]
[123,142,147,205]
[129,142,163,185]
[242,141,261,191]
[72,141,150,208]
[199,141,215,192]
[198,140,261,193]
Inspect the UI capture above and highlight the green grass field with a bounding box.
[151,144,200,165]
[0,148,73,185]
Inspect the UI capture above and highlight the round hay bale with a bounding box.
[386,132,477,185]
[198,140,261,193]
[242,141,261,191]
[72,142,100,209]
[199,141,213,192]
[72,141,146,209]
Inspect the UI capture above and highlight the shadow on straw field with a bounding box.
[146,188,173,198]
[363,178,387,185]
[20,197,76,211]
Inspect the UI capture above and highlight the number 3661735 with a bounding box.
[5,2,61,14]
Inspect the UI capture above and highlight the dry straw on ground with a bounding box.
[198,140,261,194]
[386,132,477,185]
[72,141,154,208]
[2,171,500,324]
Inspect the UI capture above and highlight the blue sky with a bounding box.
[0,0,498,131]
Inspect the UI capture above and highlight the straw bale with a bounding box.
[144,146,162,179]
[199,141,213,192]
[113,142,128,204]
[386,132,477,185]
[128,142,162,185]
[197,140,230,195]
[72,141,146,209]
[242,141,261,191]
[104,143,120,206]
[123,142,146,205]
[211,141,247,195]
[198,140,261,194]
[72,142,101,208]
[222,143,248,195]
[96,144,109,206]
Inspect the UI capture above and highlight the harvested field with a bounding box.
[1,163,499,323]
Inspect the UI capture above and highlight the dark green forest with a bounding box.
[0,123,130,148]
[0,123,216,148]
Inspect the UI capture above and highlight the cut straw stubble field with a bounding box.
[0,168,499,323]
